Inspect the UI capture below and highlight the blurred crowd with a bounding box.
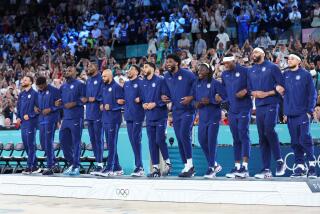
[1,0,320,127]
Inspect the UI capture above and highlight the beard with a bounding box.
[253,56,262,63]
[21,83,30,88]
[166,64,176,72]
[288,64,298,69]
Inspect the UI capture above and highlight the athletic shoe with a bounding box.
[69,167,80,176]
[307,166,317,179]
[147,167,161,178]
[52,164,61,173]
[275,160,286,176]
[131,167,145,177]
[204,167,216,179]
[162,163,172,176]
[225,167,238,178]
[235,166,249,178]
[254,169,272,179]
[178,166,195,178]
[113,169,124,176]
[63,165,73,176]
[22,168,32,175]
[99,168,114,177]
[213,163,222,175]
[42,168,54,176]
[90,166,104,176]
[290,167,307,178]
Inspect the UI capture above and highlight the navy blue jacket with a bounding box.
[60,78,86,120]
[221,64,252,114]
[163,68,196,117]
[123,78,145,122]
[283,67,317,116]
[17,87,38,125]
[85,73,103,120]
[38,84,61,124]
[193,78,222,124]
[140,75,168,122]
[247,60,284,107]
[100,79,124,124]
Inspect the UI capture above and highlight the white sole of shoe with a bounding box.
[235,173,249,178]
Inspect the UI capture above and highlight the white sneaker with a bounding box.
[204,168,216,179]
[254,169,272,179]
[113,170,124,176]
[99,169,114,177]
[225,167,238,178]
[131,167,145,177]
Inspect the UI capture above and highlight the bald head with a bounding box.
[102,69,113,84]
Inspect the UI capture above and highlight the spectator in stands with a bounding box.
[236,9,250,47]
[254,30,272,49]
[289,5,302,41]
[177,33,191,53]
[311,2,320,27]
[215,27,230,51]
[194,33,207,59]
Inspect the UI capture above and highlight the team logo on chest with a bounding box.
[152,83,156,87]
[207,83,211,88]
[108,87,112,92]
[296,75,301,80]
[94,80,98,85]
[178,76,182,80]
[235,72,240,77]
[70,85,74,89]
[46,91,49,95]
[262,67,266,72]
[133,83,138,88]
[28,94,31,99]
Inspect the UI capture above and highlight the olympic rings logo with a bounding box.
[116,188,129,197]
[284,152,320,172]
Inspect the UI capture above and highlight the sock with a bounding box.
[309,161,316,167]
[235,163,241,170]
[297,164,305,170]
[277,158,283,163]
[153,165,159,169]
[97,162,103,167]
[242,162,248,170]
[165,159,171,164]
[186,158,193,169]
[214,161,218,167]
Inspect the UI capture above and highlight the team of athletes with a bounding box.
[17,48,317,179]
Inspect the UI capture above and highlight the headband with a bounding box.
[253,47,265,54]
[223,56,235,62]
[288,54,301,62]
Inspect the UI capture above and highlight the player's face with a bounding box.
[251,51,264,63]
[37,83,47,92]
[21,76,32,88]
[165,58,178,72]
[102,69,112,83]
[87,63,97,76]
[287,56,300,69]
[64,66,75,78]
[127,67,138,79]
[143,64,153,77]
[223,61,235,71]
[198,65,209,80]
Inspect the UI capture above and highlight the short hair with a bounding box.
[130,65,141,74]
[166,54,181,66]
[25,75,34,84]
[36,76,47,85]
[144,62,156,71]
